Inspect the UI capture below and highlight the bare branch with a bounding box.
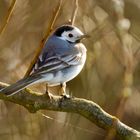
[70,0,79,25]
[0,82,139,140]
[24,0,63,77]
[0,0,17,36]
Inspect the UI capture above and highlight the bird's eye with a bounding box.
[68,33,73,38]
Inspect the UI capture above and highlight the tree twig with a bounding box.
[24,0,63,77]
[70,0,79,25]
[0,81,139,140]
[0,0,17,36]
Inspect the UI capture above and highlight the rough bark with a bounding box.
[0,82,140,140]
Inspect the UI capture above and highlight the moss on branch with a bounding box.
[0,82,140,140]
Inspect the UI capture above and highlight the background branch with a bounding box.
[0,0,17,36]
[0,82,139,140]
[70,0,79,25]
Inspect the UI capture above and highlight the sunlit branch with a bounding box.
[0,82,139,140]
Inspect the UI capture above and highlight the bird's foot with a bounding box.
[61,94,71,99]
[45,91,53,100]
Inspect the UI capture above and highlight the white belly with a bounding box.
[47,55,86,86]
[48,65,83,86]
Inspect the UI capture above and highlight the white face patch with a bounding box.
[61,27,84,43]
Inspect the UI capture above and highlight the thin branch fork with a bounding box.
[0,82,139,140]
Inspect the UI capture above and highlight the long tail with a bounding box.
[0,75,42,96]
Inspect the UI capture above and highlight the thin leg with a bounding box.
[45,84,53,99]
[45,84,48,94]
[60,83,70,98]
[60,83,66,95]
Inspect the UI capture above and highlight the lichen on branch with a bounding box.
[0,82,139,140]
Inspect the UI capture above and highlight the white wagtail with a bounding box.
[1,25,88,97]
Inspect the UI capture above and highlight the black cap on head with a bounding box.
[54,25,74,36]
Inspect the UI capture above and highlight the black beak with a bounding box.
[76,34,90,43]
[80,34,90,39]
[78,34,90,40]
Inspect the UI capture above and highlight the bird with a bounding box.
[0,24,88,98]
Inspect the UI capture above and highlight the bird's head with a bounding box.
[54,25,89,43]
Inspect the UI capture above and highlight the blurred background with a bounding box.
[0,0,140,139]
